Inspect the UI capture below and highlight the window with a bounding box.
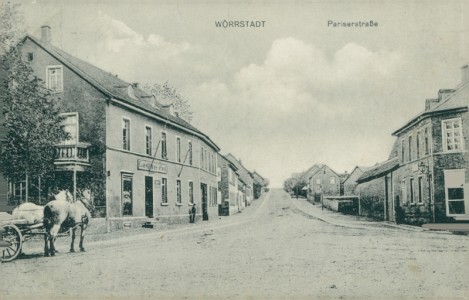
[442,119,463,152]
[401,139,406,163]
[176,137,181,163]
[416,132,420,159]
[176,180,182,204]
[27,52,33,61]
[46,65,63,92]
[209,153,212,173]
[316,178,321,185]
[408,135,412,161]
[189,181,194,204]
[122,174,133,216]
[444,169,466,216]
[60,113,78,145]
[210,186,217,207]
[229,169,235,185]
[122,119,130,151]
[188,141,193,165]
[161,132,167,159]
[145,126,152,156]
[424,128,430,155]
[161,178,168,204]
[330,177,336,184]
[418,177,424,204]
[201,147,204,169]
[401,180,407,204]
[409,178,415,204]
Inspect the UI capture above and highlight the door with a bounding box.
[145,176,153,218]
[385,175,395,222]
[201,183,208,221]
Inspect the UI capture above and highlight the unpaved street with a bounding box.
[1,189,468,299]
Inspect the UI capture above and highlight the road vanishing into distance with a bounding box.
[1,189,468,299]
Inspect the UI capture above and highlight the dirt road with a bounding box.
[1,189,468,299]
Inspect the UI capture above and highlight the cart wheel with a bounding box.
[1,224,23,262]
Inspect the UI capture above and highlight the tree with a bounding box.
[1,48,67,203]
[0,0,26,56]
[144,81,193,123]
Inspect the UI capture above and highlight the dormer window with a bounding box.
[46,65,63,92]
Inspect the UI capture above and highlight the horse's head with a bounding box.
[79,189,95,212]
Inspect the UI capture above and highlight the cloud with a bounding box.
[191,38,403,186]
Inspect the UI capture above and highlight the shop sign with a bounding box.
[137,159,168,174]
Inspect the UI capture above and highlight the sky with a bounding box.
[9,0,469,187]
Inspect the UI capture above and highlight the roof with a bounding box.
[225,154,253,186]
[392,82,468,136]
[356,157,399,184]
[251,171,267,186]
[307,164,339,180]
[19,36,220,151]
[300,164,322,181]
[218,154,238,172]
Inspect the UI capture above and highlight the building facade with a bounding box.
[225,154,254,207]
[343,166,370,196]
[8,27,221,229]
[357,65,469,225]
[307,164,340,203]
[391,66,469,224]
[217,154,239,216]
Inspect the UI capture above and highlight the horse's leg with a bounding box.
[79,224,87,252]
[44,234,50,257]
[49,224,60,256]
[70,227,76,253]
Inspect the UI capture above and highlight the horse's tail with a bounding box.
[43,205,53,231]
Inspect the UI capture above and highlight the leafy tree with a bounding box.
[1,48,67,203]
[144,81,193,123]
[0,0,26,56]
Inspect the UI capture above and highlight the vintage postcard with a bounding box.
[0,0,468,299]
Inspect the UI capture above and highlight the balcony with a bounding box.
[54,143,91,171]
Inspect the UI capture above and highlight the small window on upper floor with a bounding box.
[27,52,33,61]
[46,65,63,92]
[330,176,336,184]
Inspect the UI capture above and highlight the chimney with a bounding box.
[41,25,51,43]
[438,89,455,102]
[462,64,468,84]
[425,98,439,111]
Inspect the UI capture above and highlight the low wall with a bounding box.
[323,196,359,215]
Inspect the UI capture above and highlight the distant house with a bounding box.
[217,154,239,216]
[343,166,370,196]
[225,154,254,207]
[355,156,399,221]
[357,65,469,225]
[338,173,349,196]
[251,171,267,199]
[307,164,340,203]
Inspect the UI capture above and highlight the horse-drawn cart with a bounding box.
[0,219,46,262]
[1,190,94,262]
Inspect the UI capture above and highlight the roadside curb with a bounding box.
[289,197,431,233]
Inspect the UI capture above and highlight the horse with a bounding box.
[43,189,94,256]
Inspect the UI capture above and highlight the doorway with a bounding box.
[201,183,208,221]
[145,176,153,218]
